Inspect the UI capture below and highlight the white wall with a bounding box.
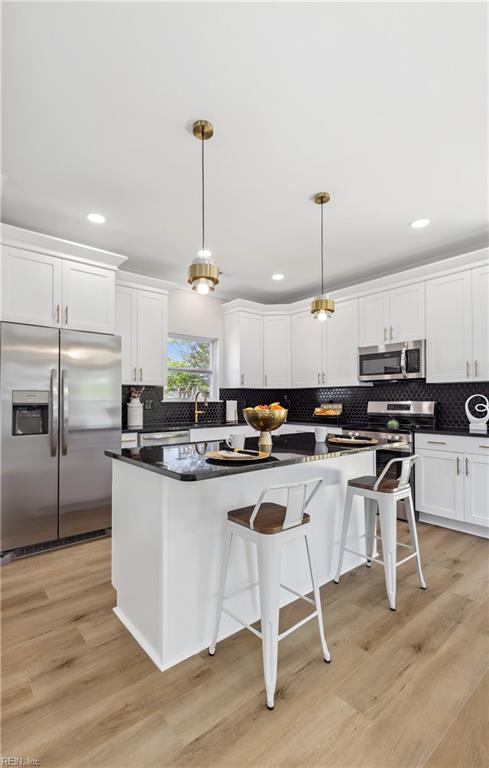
[168,287,225,386]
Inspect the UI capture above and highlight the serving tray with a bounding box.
[327,436,379,446]
[206,450,270,463]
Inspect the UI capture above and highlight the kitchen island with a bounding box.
[106,432,392,671]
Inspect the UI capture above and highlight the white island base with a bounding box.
[111,450,374,671]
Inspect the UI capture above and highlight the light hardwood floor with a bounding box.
[1,522,488,768]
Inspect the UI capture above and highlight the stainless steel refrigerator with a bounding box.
[0,322,121,553]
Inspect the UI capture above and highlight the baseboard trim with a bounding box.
[113,606,165,671]
[419,513,489,539]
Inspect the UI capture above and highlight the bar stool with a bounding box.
[209,478,331,710]
[334,455,426,611]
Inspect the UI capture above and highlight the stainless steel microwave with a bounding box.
[358,340,425,381]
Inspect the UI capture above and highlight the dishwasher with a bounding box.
[138,431,190,447]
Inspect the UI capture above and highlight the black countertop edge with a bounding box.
[105,438,397,482]
[122,421,241,434]
[414,428,489,438]
[121,419,352,434]
[121,422,489,438]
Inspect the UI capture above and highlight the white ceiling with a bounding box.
[2,2,488,302]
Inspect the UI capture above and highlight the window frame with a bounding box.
[165,333,219,401]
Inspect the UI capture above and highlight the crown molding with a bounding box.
[224,247,489,314]
[0,223,128,270]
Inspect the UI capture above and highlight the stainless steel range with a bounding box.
[343,401,437,520]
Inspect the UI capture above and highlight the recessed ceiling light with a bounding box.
[87,212,106,224]
[410,218,431,229]
[272,273,284,281]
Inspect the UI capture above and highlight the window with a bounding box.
[166,335,217,400]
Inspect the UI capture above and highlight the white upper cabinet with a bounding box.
[263,314,291,388]
[426,271,473,382]
[358,292,388,347]
[325,298,359,386]
[137,290,167,385]
[115,284,167,386]
[388,283,425,342]
[222,252,487,390]
[1,245,115,333]
[291,310,323,387]
[62,260,114,333]
[358,282,425,347]
[224,310,264,388]
[1,247,62,327]
[472,265,489,381]
[114,286,138,384]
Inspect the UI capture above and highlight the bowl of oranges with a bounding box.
[242,403,288,448]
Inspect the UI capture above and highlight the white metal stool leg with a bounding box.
[334,484,354,583]
[404,491,427,590]
[377,497,398,611]
[209,528,233,655]
[364,498,377,567]
[304,528,331,662]
[257,537,282,710]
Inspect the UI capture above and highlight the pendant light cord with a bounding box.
[320,202,324,296]
[201,133,205,253]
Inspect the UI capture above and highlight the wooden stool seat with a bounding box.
[348,475,405,493]
[227,502,310,534]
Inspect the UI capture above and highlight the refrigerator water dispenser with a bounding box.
[12,391,49,435]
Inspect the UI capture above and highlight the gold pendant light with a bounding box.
[310,192,334,321]
[187,120,220,295]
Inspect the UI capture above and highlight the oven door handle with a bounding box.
[400,346,407,378]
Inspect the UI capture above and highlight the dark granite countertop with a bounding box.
[121,419,351,434]
[413,428,489,439]
[122,421,241,434]
[107,432,398,482]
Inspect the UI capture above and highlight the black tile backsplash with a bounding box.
[123,380,489,431]
[121,386,225,428]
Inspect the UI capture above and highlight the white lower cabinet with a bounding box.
[115,284,168,386]
[415,448,463,521]
[415,433,489,533]
[465,453,489,527]
[121,433,138,449]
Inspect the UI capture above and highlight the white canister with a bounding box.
[314,426,328,443]
[127,394,144,429]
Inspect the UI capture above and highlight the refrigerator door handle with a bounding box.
[61,369,69,455]
[49,368,58,457]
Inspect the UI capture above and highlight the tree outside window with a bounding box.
[166,336,216,400]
